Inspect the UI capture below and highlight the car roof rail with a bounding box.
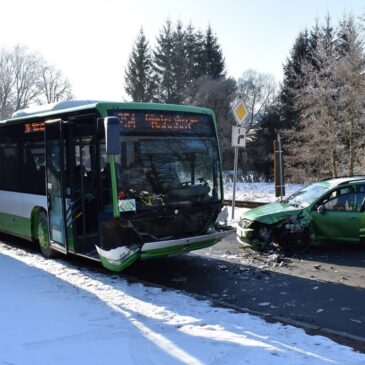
[339,177,365,185]
[319,175,365,183]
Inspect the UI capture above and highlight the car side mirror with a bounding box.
[317,204,325,213]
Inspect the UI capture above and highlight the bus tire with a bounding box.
[37,211,57,258]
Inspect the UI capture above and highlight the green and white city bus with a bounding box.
[0,100,232,271]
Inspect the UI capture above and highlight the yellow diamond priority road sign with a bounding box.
[231,99,248,126]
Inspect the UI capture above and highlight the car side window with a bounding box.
[356,185,365,212]
[356,194,365,212]
[322,187,357,212]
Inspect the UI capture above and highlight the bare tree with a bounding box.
[0,45,73,119]
[38,64,73,104]
[0,50,15,119]
[183,75,237,169]
[236,69,276,132]
[336,15,365,176]
[12,45,43,110]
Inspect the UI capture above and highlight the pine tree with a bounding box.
[282,15,365,181]
[194,29,206,77]
[184,23,202,83]
[309,20,321,60]
[201,25,226,79]
[124,28,155,102]
[153,20,176,103]
[171,20,187,103]
[280,30,311,131]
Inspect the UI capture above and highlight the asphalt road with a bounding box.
[124,232,365,350]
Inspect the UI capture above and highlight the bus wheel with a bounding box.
[38,211,57,258]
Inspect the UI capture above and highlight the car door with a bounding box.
[354,185,365,242]
[311,187,361,243]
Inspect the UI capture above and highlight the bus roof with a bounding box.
[1,100,214,124]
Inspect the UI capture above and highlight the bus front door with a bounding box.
[70,131,99,256]
[44,119,67,253]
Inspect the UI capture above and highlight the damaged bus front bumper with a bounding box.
[96,227,235,272]
[141,228,235,259]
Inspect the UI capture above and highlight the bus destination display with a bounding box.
[24,121,45,134]
[117,112,198,131]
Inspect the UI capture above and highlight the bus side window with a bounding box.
[0,146,6,190]
[4,144,21,192]
[24,144,37,193]
[23,142,46,195]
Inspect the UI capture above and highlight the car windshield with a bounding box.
[286,183,329,208]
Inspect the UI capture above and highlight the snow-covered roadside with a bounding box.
[1,243,364,365]
[224,182,303,202]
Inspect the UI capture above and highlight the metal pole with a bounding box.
[232,146,238,219]
[277,134,284,201]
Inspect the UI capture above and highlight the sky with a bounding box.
[1,241,364,364]
[1,0,365,102]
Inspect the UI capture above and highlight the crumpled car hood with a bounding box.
[242,201,304,225]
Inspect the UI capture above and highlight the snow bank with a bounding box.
[224,182,304,202]
[0,243,364,365]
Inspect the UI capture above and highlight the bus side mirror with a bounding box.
[104,117,120,155]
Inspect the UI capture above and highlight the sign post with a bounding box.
[231,99,248,220]
[273,134,285,200]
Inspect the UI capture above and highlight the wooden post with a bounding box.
[274,134,285,200]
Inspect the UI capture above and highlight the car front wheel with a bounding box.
[278,230,310,253]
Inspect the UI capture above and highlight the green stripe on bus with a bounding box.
[0,212,32,238]
[140,239,218,260]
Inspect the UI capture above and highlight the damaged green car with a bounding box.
[236,177,365,252]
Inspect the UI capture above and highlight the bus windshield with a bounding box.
[109,109,221,208]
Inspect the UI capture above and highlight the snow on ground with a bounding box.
[1,242,364,365]
[224,182,304,202]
